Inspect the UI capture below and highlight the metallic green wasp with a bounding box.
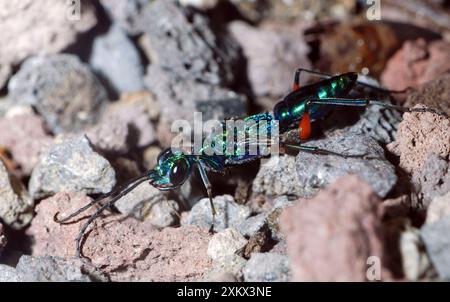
[55,69,443,258]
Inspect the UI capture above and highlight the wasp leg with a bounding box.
[304,97,446,116]
[293,68,411,94]
[196,158,216,234]
[282,143,381,160]
[283,143,348,158]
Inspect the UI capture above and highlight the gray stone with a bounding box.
[243,252,290,282]
[420,216,450,280]
[208,228,248,261]
[0,264,19,282]
[400,228,436,281]
[204,254,247,281]
[266,196,298,241]
[140,0,239,86]
[145,65,246,130]
[0,1,97,88]
[0,161,34,229]
[179,0,219,10]
[89,23,145,95]
[339,103,402,145]
[237,213,268,238]
[228,21,311,99]
[270,240,287,255]
[8,54,108,133]
[252,155,303,197]
[29,135,116,199]
[99,0,154,35]
[0,255,105,282]
[0,223,6,256]
[426,191,450,225]
[146,199,180,228]
[105,92,157,148]
[86,114,130,154]
[113,180,179,228]
[412,153,450,206]
[296,134,397,198]
[183,195,251,232]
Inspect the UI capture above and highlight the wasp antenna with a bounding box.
[54,174,151,225]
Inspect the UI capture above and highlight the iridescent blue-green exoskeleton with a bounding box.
[55,69,444,258]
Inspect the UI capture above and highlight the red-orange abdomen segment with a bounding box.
[299,112,311,140]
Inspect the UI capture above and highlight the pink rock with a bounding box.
[405,72,450,116]
[280,175,391,281]
[27,192,212,281]
[0,1,97,88]
[381,39,450,91]
[387,105,450,174]
[0,113,52,175]
[106,91,157,148]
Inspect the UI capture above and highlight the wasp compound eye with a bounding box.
[169,158,190,186]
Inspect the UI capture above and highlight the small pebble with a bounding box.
[28,135,116,199]
[243,252,290,282]
[207,228,248,261]
[183,195,251,232]
[420,216,450,281]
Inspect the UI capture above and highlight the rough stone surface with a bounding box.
[0,223,6,255]
[381,39,450,91]
[270,240,287,255]
[140,0,239,86]
[420,216,450,280]
[243,252,290,282]
[183,195,251,232]
[405,72,450,116]
[281,175,390,281]
[26,192,213,281]
[0,160,34,229]
[8,54,108,134]
[114,182,179,228]
[28,135,116,199]
[0,255,104,282]
[99,0,154,35]
[228,21,311,99]
[412,153,450,205]
[244,230,272,258]
[0,264,18,282]
[0,0,97,88]
[388,105,450,174]
[146,65,247,133]
[426,192,450,225]
[89,23,145,95]
[266,196,299,241]
[296,134,397,198]
[252,155,303,197]
[230,0,356,22]
[336,103,402,145]
[237,213,267,238]
[179,0,219,10]
[204,254,247,281]
[400,228,435,281]
[207,228,248,261]
[0,113,52,175]
[86,114,130,154]
[105,92,157,148]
